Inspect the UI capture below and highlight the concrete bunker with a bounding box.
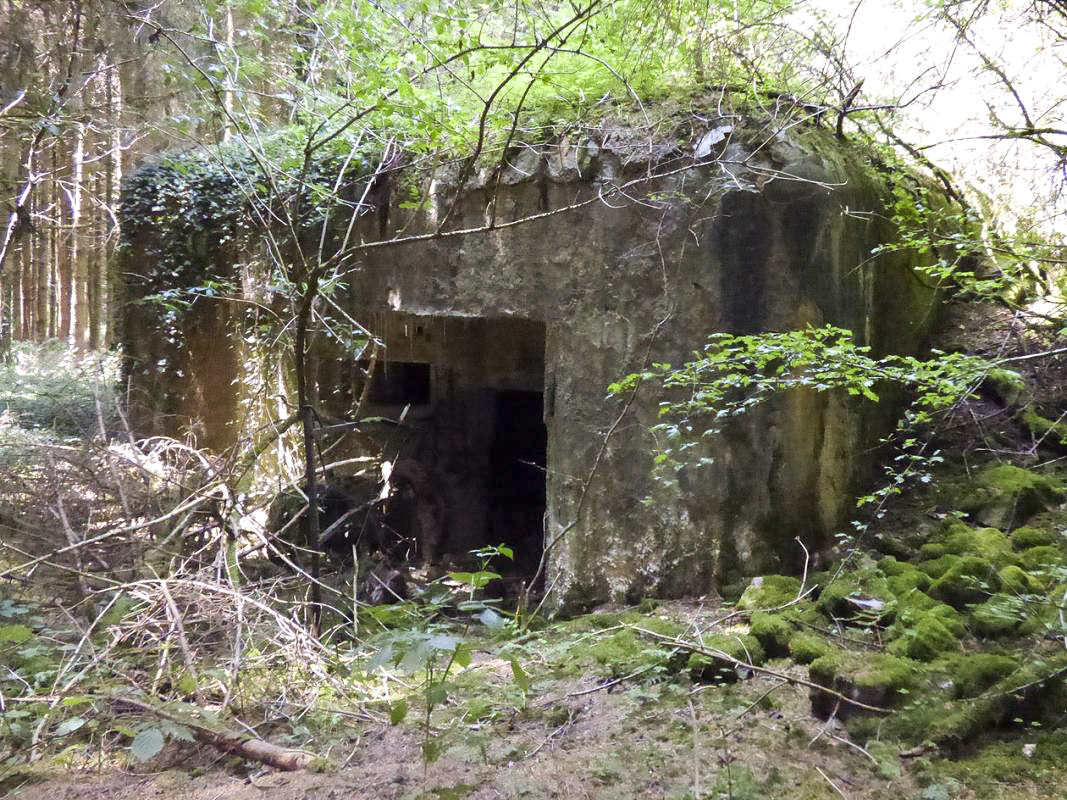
[121,118,946,610]
[352,313,548,580]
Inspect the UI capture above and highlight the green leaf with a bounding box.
[56,717,87,737]
[160,720,194,742]
[510,658,530,693]
[421,736,442,763]
[479,608,506,630]
[130,728,165,762]
[366,643,394,673]
[453,645,472,669]
[426,683,448,707]
[388,699,408,725]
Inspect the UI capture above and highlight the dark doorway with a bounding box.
[487,390,547,577]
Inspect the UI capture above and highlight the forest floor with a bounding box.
[8,597,1063,800]
[5,304,1067,799]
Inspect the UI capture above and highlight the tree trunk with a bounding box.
[33,175,48,341]
[102,58,123,347]
[71,120,87,348]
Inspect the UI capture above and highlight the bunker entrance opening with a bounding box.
[349,314,548,584]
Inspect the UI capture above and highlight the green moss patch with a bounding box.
[1019,407,1067,448]
[878,652,1067,747]
[956,464,1064,530]
[924,524,1012,561]
[736,575,802,610]
[1010,526,1060,550]
[747,612,794,658]
[587,629,680,677]
[983,367,1026,406]
[1018,545,1066,571]
[888,612,961,661]
[808,649,921,718]
[788,632,831,664]
[816,563,893,620]
[917,554,962,580]
[997,564,1044,594]
[969,594,1029,637]
[687,634,765,682]
[929,556,1000,608]
[946,652,1018,698]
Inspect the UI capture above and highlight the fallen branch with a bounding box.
[114,696,324,771]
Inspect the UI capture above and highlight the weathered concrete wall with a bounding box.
[121,117,939,610]
[335,124,936,609]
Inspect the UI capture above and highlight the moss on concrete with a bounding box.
[737,575,803,610]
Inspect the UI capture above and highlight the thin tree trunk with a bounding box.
[88,170,101,350]
[19,234,31,339]
[102,58,123,347]
[34,174,48,341]
[71,120,86,348]
[49,154,58,339]
[222,1,234,143]
[57,142,72,341]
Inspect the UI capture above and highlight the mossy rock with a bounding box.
[997,564,1044,595]
[956,464,1064,530]
[615,611,685,638]
[946,652,1019,698]
[1018,544,1066,571]
[687,633,765,682]
[879,652,1067,747]
[878,555,919,578]
[921,524,1012,562]
[869,531,922,561]
[928,556,1000,609]
[736,575,802,610]
[1019,407,1067,448]
[881,556,933,595]
[587,628,682,677]
[789,632,832,664]
[748,612,794,658]
[917,554,962,580]
[816,561,893,620]
[983,368,1026,406]
[1010,526,1060,550]
[969,593,1029,638]
[808,649,921,718]
[888,613,961,662]
[894,588,965,633]
[886,571,932,597]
